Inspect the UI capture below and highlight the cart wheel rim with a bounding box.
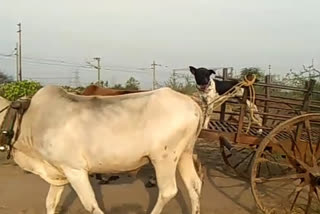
[251,113,320,214]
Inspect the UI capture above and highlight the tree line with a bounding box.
[0,65,319,101]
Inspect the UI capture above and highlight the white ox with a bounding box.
[0,85,203,214]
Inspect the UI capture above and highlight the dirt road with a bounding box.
[0,141,258,214]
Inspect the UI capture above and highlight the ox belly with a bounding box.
[30,112,189,176]
[40,121,187,173]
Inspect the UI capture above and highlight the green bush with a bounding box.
[61,86,85,94]
[0,80,43,101]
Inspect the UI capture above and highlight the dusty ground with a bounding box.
[0,140,259,214]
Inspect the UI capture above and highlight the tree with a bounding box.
[125,77,140,90]
[0,80,42,101]
[240,67,264,81]
[179,74,197,94]
[0,71,13,84]
[284,63,320,87]
[104,80,109,87]
[164,73,196,95]
[164,72,181,91]
[112,84,124,89]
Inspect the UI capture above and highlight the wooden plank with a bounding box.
[217,121,231,132]
[254,82,308,92]
[263,75,271,126]
[220,68,228,122]
[256,93,304,102]
[254,97,304,106]
[199,129,263,146]
[199,130,234,141]
[235,87,248,143]
[213,121,223,132]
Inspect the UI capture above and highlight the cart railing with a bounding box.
[211,70,320,145]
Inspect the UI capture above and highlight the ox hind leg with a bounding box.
[46,185,65,214]
[178,152,202,214]
[63,168,104,214]
[150,159,178,214]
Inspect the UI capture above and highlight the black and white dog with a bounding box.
[189,66,263,133]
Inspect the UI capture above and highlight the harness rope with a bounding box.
[201,74,259,133]
[0,105,9,114]
[0,99,31,159]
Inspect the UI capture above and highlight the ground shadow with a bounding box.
[60,177,107,213]
[138,165,190,214]
[109,203,145,214]
[195,139,259,214]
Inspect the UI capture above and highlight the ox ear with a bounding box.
[209,69,216,75]
[189,66,197,75]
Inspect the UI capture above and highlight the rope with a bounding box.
[0,105,9,114]
[202,74,259,133]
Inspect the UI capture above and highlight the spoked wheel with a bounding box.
[251,113,320,214]
[220,136,257,179]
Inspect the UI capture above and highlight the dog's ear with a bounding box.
[189,66,197,75]
[209,69,216,75]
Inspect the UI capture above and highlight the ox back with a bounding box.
[82,85,147,96]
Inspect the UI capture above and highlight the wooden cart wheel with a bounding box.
[220,136,257,179]
[251,113,320,214]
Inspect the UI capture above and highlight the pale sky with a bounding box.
[0,0,319,89]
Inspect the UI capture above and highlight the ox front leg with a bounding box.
[63,168,104,214]
[46,185,64,214]
[203,114,210,129]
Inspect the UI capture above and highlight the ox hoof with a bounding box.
[145,177,157,188]
[145,181,157,188]
[108,175,120,182]
[98,180,110,185]
[97,176,120,185]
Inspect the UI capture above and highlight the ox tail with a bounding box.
[179,104,204,182]
[184,104,203,153]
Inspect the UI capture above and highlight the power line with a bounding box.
[0,53,160,78]
[0,52,155,72]
[24,76,73,80]
[0,56,150,75]
[101,67,149,74]
[23,56,85,66]
[22,59,93,70]
[0,53,153,73]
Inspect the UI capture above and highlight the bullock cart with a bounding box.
[198,73,320,214]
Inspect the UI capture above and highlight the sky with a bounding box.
[0,0,320,89]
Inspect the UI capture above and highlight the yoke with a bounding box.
[0,98,31,159]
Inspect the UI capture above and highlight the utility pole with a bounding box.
[71,70,81,87]
[268,64,271,76]
[17,23,22,81]
[172,69,177,88]
[151,60,161,90]
[15,42,19,81]
[87,57,101,86]
[94,57,101,85]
